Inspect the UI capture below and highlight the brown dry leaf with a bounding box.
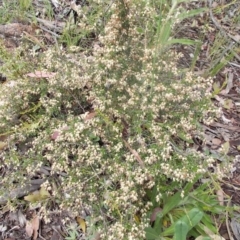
[0,141,7,151]
[84,112,96,121]
[51,126,69,140]
[0,134,8,142]
[150,207,162,223]
[123,139,145,168]
[32,214,40,240]
[216,189,224,206]
[25,71,57,78]
[232,35,240,42]
[212,138,222,148]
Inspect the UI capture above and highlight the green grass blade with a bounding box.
[178,8,207,20]
[173,221,189,240]
[163,208,203,236]
[145,227,160,240]
[210,52,235,76]
[162,192,182,216]
[167,38,200,45]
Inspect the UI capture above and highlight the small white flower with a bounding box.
[181,190,185,198]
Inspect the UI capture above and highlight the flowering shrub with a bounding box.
[0,0,219,239]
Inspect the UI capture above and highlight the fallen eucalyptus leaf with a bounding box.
[32,214,40,240]
[231,218,240,240]
[24,187,50,203]
[76,216,86,233]
[216,189,224,206]
[25,221,33,237]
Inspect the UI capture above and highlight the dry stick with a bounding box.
[229,62,240,68]
[123,139,155,183]
[26,14,64,32]
[35,18,63,31]
[39,25,60,38]
[123,139,145,168]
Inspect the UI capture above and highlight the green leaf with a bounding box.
[145,227,160,240]
[76,216,86,233]
[24,187,50,203]
[178,8,207,20]
[212,82,221,94]
[200,215,218,234]
[163,208,203,236]
[167,38,200,45]
[195,237,211,240]
[173,221,188,240]
[210,52,235,76]
[161,182,194,217]
[182,208,204,228]
[162,192,182,216]
[178,131,194,143]
[153,212,163,235]
[157,21,172,45]
[221,141,230,155]
[146,184,158,205]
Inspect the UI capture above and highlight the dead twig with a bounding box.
[38,25,60,38]
[123,139,145,168]
[27,14,64,32]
